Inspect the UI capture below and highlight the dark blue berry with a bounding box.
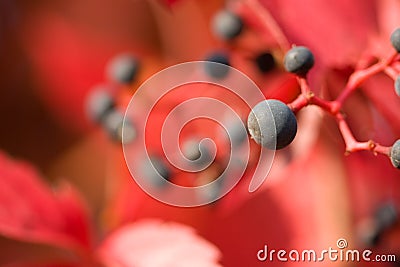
[86,86,115,123]
[204,52,230,79]
[197,176,224,203]
[212,10,243,40]
[255,51,276,73]
[223,119,247,147]
[106,53,139,84]
[141,156,171,187]
[182,139,213,167]
[390,28,400,53]
[283,46,315,76]
[395,75,400,97]
[247,99,297,150]
[374,203,397,230]
[364,203,398,246]
[390,139,400,169]
[182,139,202,161]
[103,110,136,144]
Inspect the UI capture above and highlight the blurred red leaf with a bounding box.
[21,13,107,132]
[0,152,92,258]
[362,73,400,136]
[159,0,182,7]
[259,0,378,67]
[21,10,152,133]
[97,220,222,267]
[376,0,400,42]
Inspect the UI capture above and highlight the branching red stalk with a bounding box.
[336,113,391,155]
[287,58,397,156]
[335,51,397,107]
[244,0,397,157]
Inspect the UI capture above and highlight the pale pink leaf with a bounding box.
[98,220,222,267]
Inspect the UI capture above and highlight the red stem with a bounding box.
[244,0,397,157]
[288,75,393,156]
[336,113,391,155]
[243,0,290,51]
[335,51,398,107]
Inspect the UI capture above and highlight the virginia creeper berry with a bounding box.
[183,139,201,161]
[255,51,276,73]
[212,10,243,41]
[106,53,140,84]
[361,203,398,246]
[394,75,400,97]
[390,28,400,53]
[204,52,231,79]
[247,99,297,150]
[103,110,136,144]
[86,87,115,123]
[375,203,398,230]
[182,139,212,166]
[224,119,247,147]
[283,46,315,76]
[390,139,400,169]
[141,156,171,186]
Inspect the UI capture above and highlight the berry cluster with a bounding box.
[85,2,400,203]
[209,2,400,169]
[204,52,231,79]
[86,53,138,144]
[359,202,398,247]
[247,30,400,169]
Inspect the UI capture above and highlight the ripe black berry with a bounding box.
[283,46,315,76]
[224,119,247,147]
[390,28,400,53]
[182,139,212,167]
[86,86,115,123]
[141,156,171,187]
[183,139,202,161]
[182,139,213,168]
[204,52,231,79]
[361,203,398,246]
[247,99,297,150]
[103,110,136,144]
[255,51,276,73]
[212,10,243,40]
[374,203,397,230]
[394,75,400,97]
[390,139,400,169]
[106,53,139,84]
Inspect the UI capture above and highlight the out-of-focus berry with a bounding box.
[390,28,400,53]
[284,46,315,76]
[211,10,243,41]
[103,110,136,144]
[140,156,171,187]
[86,86,115,123]
[394,75,400,97]
[390,139,400,169]
[106,53,140,85]
[255,52,276,73]
[204,52,231,79]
